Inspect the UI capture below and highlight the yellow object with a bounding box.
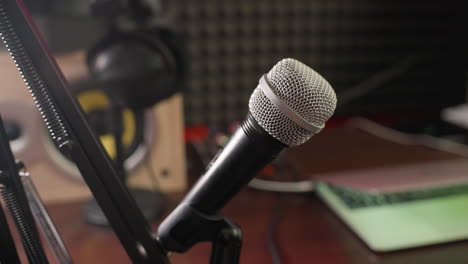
[76,89,137,159]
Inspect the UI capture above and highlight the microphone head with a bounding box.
[249,58,337,146]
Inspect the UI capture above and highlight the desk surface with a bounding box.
[47,192,468,264]
[43,127,468,263]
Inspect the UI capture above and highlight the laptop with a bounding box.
[315,158,468,252]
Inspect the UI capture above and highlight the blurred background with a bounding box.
[22,0,468,124]
[0,0,468,263]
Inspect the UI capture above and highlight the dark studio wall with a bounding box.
[17,0,468,126]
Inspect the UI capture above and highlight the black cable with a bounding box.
[337,24,468,109]
[337,53,424,107]
[143,136,161,192]
[266,195,285,264]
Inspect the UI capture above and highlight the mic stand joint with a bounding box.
[157,203,243,264]
[209,219,242,264]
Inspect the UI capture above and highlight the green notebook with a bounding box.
[315,160,468,252]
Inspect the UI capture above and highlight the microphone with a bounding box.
[157,58,337,252]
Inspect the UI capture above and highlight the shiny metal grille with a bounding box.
[249,58,337,146]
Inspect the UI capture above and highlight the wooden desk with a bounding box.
[40,127,468,263]
[46,192,468,264]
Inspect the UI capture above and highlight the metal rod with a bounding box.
[0,198,21,264]
[0,0,169,262]
[21,171,73,264]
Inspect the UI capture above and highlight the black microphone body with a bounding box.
[157,113,284,252]
[157,58,337,255]
[185,113,285,214]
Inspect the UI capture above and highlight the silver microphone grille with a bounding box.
[248,58,337,146]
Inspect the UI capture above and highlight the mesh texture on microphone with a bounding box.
[249,58,337,146]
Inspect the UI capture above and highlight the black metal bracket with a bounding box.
[210,219,242,264]
[157,203,242,264]
[0,1,241,263]
[0,197,21,264]
[0,115,49,264]
[0,0,168,262]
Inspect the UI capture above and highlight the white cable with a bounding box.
[337,54,423,106]
[249,117,468,193]
[348,117,468,158]
[248,178,315,193]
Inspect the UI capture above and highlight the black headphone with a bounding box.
[86,25,187,110]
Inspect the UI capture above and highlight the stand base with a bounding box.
[84,188,165,226]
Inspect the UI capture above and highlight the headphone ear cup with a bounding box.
[86,29,184,109]
[132,29,181,104]
[153,27,188,89]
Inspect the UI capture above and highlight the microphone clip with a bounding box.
[157,203,242,264]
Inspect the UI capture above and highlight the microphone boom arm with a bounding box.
[0,0,168,262]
